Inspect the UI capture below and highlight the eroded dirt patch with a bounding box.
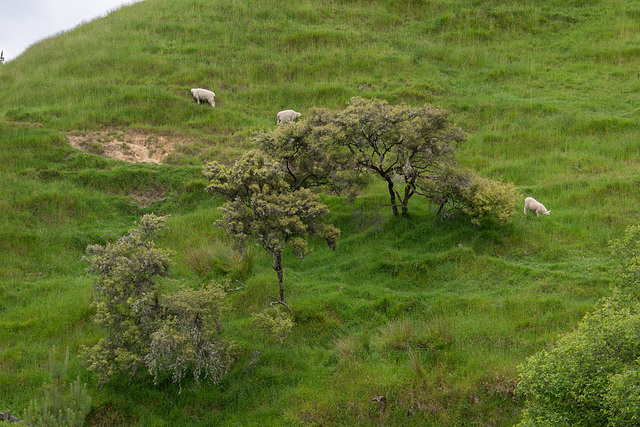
[130,187,166,208]
[67,129,178,164]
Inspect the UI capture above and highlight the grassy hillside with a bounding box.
[1,0,638,425]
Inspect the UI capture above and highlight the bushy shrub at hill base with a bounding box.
[80,214,235,391]
[517,292,640,426]
[517,225,640,426]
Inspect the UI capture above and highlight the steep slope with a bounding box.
[0,0,638,425]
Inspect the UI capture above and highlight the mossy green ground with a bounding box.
[0,0,638,424]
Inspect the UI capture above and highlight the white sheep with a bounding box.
[524,197,551,216]
[191,88,215,107]
[277,109,301,125]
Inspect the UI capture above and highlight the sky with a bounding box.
[1,0,143,62]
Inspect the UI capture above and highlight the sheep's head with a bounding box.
[543,210,551,216]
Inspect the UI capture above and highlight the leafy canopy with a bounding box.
[255,97,516,224]
[253,118,365,196]
[203,151,340,302]
[310,97,466,217]
[81,214,234,390]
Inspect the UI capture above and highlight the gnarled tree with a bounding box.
[203,151,340,303]
[310,97,466,217]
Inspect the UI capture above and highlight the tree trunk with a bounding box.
[273,250,285,302]
[401,185,413,217]
[387,180,399,216]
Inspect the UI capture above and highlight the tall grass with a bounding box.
[0,0,638,424]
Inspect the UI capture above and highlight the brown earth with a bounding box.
[67,129,181,164]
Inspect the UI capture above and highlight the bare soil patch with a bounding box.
[130,187,166,208]
[67,129,181,164]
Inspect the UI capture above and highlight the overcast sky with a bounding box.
[1,0,143,62]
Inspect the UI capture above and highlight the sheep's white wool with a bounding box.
[191,88,215,107]
[277,109,301,124]
[524,197,551,216]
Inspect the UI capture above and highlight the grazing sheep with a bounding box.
[277,109,301,125]
[524,197,551,216]
[191,88,215,107]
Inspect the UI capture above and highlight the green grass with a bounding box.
[0,0,638,425]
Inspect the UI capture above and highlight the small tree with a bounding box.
[203,151,340,303]
[81,214,171,382]
[81,214,234,389]
[311,97,466,217]
[146,284,234,391]
[253,118,367,197]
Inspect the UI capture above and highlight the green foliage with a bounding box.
[610,225,640,293]
[81,214,172,383]
[250,308,296,349]
[203,150,340,257]
[460,174,518,226]
[81,214,234,389]
[253,118,367,196]
[310,97,467,217]
[25,347,91,427]
[270,97,516,224]
[517,292,640,426]
[416,164,518,225]
[146,284,236,391]
[603,368,640,426]
[204,150,340,301]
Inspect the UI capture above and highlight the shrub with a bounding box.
[146,284,236,391]
[250,308,295,350]
[517,292,640,426]
[81,214,235,390]
[461,174,518,226]
[25,347,91,427]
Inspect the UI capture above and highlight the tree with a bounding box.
[80,214,234,389]
[254,98,516,224]
[310,97,466,217]
[203,151,340,303]
[253,118,367,197]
